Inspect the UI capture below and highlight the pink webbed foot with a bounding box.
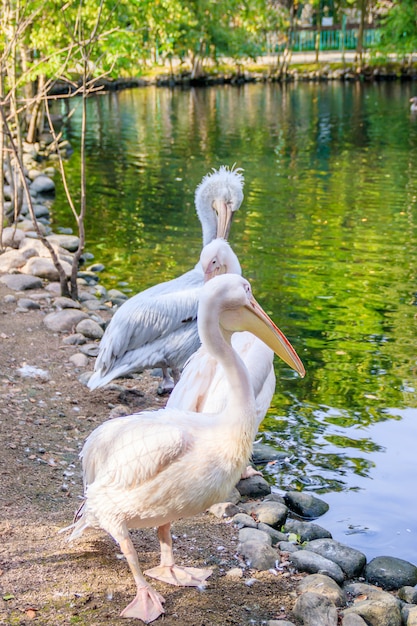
[145,564,212,587]
[240,465,263,479]
[120,585,165,622]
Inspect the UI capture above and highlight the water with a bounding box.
[52,81,417,563]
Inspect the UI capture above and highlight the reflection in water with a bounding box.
[53,82,417,561]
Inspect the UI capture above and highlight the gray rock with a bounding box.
[79,343,100,357]
[267,622,296,626]
[289,550,345,585]
[82,299,109,311]
[263,493,286,505]
[404,605,417,626]
[243,501,287,529]
[398,586,417,604]
[298,573,347,606]
[43,309,88,332]
[284,491,329,519]
[292,591,338,625]
[107,288,129,301]
[17,218,47,234]
[1,227,25,249]
[30,174,55,193]
[0,273,43,291]
[279,540,301,553]
[17,297,41,310]
[62,333,87,345]
[284,519,332,542]
[0,249,28,272]
[45,282,61,295]
[343,581,396,602]
[233,513,258,529]
[22,257,72,281]
[238,540,278,571]
[257,523,287,545]
[252,442,288,464]
[341,584,402,626]
[79,291,100,302]
[306,538,366,579]
[77,270,99,284]
[46,233,79,252]
[365,556,417,591]
[342,615,368,626]
[69,353,89,368]
[238,527,272,546]
[87,263,105,272]
[54,296,81,309]
[208,502,240,518]
[75,318,104,340]
[33,203,50,219]
[236,475,271,498]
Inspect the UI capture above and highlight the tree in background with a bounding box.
[378,0,417,62]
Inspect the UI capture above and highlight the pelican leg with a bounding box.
[157,368,175,395]
[118,535,165,622]
[145,523,212,587]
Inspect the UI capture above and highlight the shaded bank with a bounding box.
[49,53,417,95]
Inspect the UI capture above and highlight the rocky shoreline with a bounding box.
[45,58,417,95]
[1,166,417,625]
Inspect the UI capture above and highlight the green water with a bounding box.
[52,81,417,561]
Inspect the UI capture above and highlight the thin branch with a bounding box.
[0,104,71,295]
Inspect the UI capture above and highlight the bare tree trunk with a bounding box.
[26,73,46,143]
[356,0,367,67]
[190,40,205,79]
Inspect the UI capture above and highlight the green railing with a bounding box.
[280,28,381,52]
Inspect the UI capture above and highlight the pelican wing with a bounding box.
[81,411,191,489]
[91,276,203,385]
[166,346,218,412]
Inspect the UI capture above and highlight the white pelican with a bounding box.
[65,274,305,623]
[87,165,244,394]
[167,241,276,478]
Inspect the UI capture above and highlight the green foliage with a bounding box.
[378,0,417,54]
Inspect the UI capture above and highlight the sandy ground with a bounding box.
[0,281,302,626]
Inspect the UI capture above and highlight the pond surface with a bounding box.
[52,80,417,563]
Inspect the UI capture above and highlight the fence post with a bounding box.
[341,15,346,64]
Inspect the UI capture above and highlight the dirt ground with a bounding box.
[0,281,303,626]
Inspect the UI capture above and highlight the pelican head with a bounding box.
[200,238,242,283]
[195,165,244,245]
[198,274,305,377]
